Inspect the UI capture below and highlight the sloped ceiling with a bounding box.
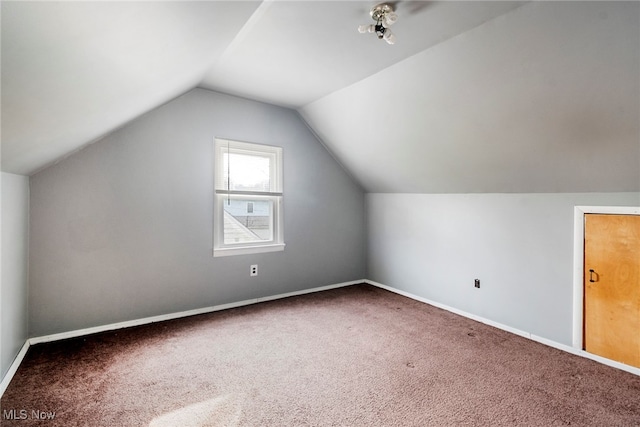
[198,1,524,107]
[300,1,640,193]
[2,1,639,194]
[1,1,262,175]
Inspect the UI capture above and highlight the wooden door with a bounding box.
[584,214,640,368]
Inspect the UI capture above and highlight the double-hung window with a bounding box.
[213,138,284,257]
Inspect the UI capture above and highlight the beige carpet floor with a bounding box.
[2,284,639,426]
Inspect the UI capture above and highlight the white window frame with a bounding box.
[213,138,285,257]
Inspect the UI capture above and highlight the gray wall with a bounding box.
[29,88,366,336]
[367,192,640,346]
[1,172,29,378]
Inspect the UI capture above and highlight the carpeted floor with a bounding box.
[1,284,639,426]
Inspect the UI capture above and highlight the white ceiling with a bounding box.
[2,1,639,194]
[1,1,262,175]
[199,1,524,107]
[300,1,640,192]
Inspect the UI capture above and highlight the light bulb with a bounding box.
[358,24,376,34]
[358,24,368,33]
[384,12,398,27]
[383,29,396,45]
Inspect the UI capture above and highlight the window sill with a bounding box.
[213,243,285,258]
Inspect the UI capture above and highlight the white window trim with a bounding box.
[214,243,285,258]
[213,138,285,257]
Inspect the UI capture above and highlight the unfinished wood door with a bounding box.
[584,214,640,368]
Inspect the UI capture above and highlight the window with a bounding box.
[213,138,284,257]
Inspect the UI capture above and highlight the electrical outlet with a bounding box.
[250,265,258,277]
[474,279,480,288]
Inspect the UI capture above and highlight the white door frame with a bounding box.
[572,206,640,350]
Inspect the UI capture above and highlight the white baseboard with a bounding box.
[254,280,362,303]
[530,334,640,376]
[365,280,640,377]
[29,280,364,345]
[366,280,531,339]
[4,278,635,400]
[1,279,364,399]
[0,341,30,398]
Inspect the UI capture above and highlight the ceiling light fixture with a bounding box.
[358,3,398,45]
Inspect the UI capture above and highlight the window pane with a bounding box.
[213,139,284,256]
[223,199,272,244]
[223,152,271,192]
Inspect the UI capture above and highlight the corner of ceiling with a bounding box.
[294,109,367,194]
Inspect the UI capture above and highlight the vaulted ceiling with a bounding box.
[2,1,639,193]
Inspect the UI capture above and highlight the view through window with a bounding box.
[214,139,284,256]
